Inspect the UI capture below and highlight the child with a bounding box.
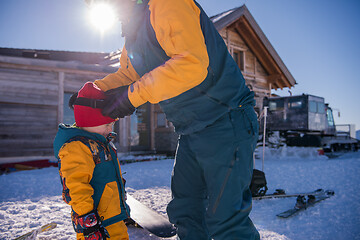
[53,82,129,240]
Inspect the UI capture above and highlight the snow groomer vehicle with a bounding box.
[261,94,359,155]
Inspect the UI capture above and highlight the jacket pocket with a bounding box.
[97,181,121,220]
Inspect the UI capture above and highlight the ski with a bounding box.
[276,190,335,218]
[253,188,325,200]
[14,222,57,240]
[126,195,177,238]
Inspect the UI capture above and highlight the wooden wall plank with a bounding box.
[0,62,112,157]
[58,72,64,125]
[64,72,107,92]
[0,66,58,106]
[0,67,58,81]
[0,102,57,157]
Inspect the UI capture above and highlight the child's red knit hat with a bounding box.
[74,82,116,127]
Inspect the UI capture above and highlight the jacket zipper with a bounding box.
[109,145,130,218]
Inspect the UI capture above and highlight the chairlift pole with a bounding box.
[262,106,268,172]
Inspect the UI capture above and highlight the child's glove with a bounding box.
[76,210,110,240]
[102,85,136,119]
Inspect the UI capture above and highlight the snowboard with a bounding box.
[276,190,335,218]
[126,195,177,238]
[253,188,325,200]
[14,222,57,240]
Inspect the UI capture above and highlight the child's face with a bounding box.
[82,122,115,137]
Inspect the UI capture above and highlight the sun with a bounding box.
[88,2,117,33]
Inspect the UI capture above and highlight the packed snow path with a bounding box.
[1,147,359,239]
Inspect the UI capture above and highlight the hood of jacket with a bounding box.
[53,124,110,158]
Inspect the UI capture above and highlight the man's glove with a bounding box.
[76,210,110,240]
[102,85,136,119]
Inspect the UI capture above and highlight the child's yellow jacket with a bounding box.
[53,124,129,231]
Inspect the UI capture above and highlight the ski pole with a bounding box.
[262,106,268,172]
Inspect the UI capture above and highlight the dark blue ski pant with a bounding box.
[167,106,260,240]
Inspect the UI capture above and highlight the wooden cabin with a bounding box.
[211,5,296,112]
[0,4,296,160]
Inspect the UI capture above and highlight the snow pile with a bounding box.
[255,146,324,160]
[1,148,360,239]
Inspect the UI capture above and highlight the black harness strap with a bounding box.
[74,97,106,109]
[68,92,106,109]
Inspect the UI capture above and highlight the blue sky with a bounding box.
[0,0,359,131]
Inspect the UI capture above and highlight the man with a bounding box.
[93,0,260,239]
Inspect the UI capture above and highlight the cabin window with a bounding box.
[63,92,75,124]
[309,101,317,113]
[233,50,245,71]
[269,99,284,111]
[317,102,325,114]
[130,112,140,146]
[288,98,304,109]
[327,108,335,126]
[309,101,325,113]
[156,113,167,127]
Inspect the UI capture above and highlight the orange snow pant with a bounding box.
[76,220,129,240]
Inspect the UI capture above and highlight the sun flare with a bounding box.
[88,3,117,32]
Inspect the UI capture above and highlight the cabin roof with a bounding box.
[0,47,111,65]
[0,48,117,74]
[211,5,296,89]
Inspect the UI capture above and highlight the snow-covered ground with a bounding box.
[1,147,360,240]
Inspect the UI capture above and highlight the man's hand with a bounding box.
[102,86,136,119]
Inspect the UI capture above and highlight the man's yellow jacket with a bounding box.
[95,0,255,134]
